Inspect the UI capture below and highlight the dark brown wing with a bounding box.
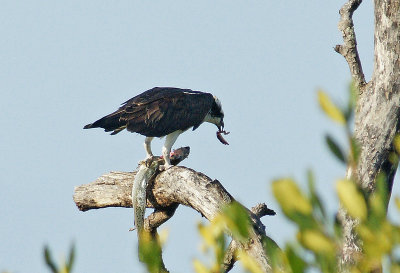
[83,87,214,137]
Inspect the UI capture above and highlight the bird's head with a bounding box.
[210,96,225,131]
[203,95,229,145]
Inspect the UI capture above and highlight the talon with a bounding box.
[144,156,157,167]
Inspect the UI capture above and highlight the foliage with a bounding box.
[191,83,400,273]
[194,201,263,273]
[44,244,75,273]
[267,84,400,272]
[138,230,167,273]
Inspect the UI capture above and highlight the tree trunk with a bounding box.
[336,0,400,269]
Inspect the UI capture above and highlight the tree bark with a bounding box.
[336,0,400,269]
[74,167,276,272]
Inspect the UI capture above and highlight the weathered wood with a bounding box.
[74,171,136,211]
[335,0,400,269]
[335,0,366,90]
[74,167,275,272]
[74,147,190,211]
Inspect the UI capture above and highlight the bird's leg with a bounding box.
[143,137,156,167]
[144,137,154,158]
[161,131,181,170]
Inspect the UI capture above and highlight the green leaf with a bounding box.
[349,136,361,165]
[349,80,358,108]
[333,216,343,238]
[198,223,220,248]
[44,246,58,273]
[317,90,346,125]
[307,169,327,219]
[344,80,358,121]
[272,178,312,217]
[369,172,390,225]
[237,249,264,273]
[221,202,250,240]
[197,221,225,270]
[263,236,285,270]
[336,179,367,221]
[325,134,346,164]
[394,135,400,155]
[138,231,163,273]
[285,244,306,273]
[389,152,399,166]
[193,260,212,273]
[396,197,400,211]
[66,243,75,273]
[297,229,335,254]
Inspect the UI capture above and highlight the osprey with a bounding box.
[84,87,228,169]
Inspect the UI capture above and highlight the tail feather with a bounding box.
[83,114,127,135]
[83,123,93,129]
[84,101,154,135]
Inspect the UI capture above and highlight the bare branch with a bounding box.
[335,0,366,89]
[74,167,275,272]
[223,240,238,273]
[144,205,179,232]
[251,203,277,218]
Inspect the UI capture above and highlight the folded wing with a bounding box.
[83,87,214,137]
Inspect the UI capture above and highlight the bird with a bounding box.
[83,87,227,169]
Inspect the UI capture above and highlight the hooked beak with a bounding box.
[217,120,224,131]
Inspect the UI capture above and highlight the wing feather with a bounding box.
[84,87,214,137]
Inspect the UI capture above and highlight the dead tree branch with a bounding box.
[74,166,276,272]
[335,0,366,90]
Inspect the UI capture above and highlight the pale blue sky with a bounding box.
[2,1,395,273]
